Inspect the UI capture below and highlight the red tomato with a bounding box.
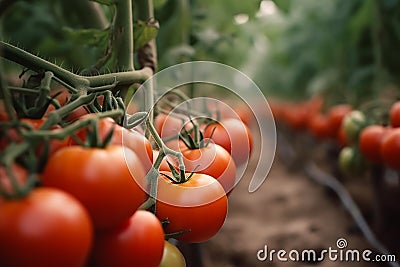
[41,145,146,230]
[156,172,228,243]
[359,125,388,164]
[72,117,153,173]
[390,101,400,127]
[157,138,237,193]
[327,104,352,137]
[91,210,164,267]
[0,187,93,267]
[204,118,252,166]
[308,113,331,139]
[380,128,400,169]
[155,113,185,138]
[337,123,348,147]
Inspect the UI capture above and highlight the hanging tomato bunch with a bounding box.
[0,1,255,266]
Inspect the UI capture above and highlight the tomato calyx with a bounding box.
[160,168,198,184]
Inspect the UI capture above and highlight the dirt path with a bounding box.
[201,156,389,267]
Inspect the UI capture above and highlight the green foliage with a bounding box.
[133,19,159,50]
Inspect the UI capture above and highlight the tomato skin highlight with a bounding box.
[41,145,146,230]
[0,187,93,267]
[156,172,228,243]
[91,210,165,267]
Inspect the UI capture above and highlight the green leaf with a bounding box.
[133,19,159,50]
[89,0,115,6]
[63,27,109,46]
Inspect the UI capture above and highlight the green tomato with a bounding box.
[342,110,367,144]
[159,241,186,267]
[338,146,365,175]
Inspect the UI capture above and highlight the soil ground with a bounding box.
[194,132,400,267]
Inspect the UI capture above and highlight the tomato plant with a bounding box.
[159,241,186,267]
[91,210,165,267]
[0,163,28,196]
[0,187,93,267]
[156,172,228,243]
[41,145,146,230]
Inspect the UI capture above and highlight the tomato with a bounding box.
[156,172,228,243]
[41,145,146,230]
[338,146,365,175]
[0,187,93,267]
[389,101,400,127]
[91,210,164,267]
[380,128,400,170]
[327,104,352,138]
[0,164,28,196]
[359,125,388,164]
[308,113,331,139]
[181,144,236,193]
[204,118,252,166]
[342,110,367,144]
[159,241,186,267]
[155,113,185,138]
[72,117,153,173]
[157,139,237,193]
[281,104,310,130]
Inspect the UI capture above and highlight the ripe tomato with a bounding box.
[72,117,153,173]
[41,145,146,230]
[156,172,228,243]
[181,143,236,193]
[204,118,252,166]
[156,139,237,193]
[380,128,400,170]
[308,113,331,139]
[327,104,352,137]
[91,210,164,267]
[155,113,185,138]
[359,125,388,164]
[389,101,400,127]
[159,241,186,267]
[0,187,93,267]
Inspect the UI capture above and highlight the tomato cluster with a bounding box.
[0,85,254,266]
[272,96,400,174]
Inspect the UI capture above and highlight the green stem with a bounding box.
[146,117,185,171]
[0,41,152,88]
[114,0,134,71]
[0,60,17,122]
